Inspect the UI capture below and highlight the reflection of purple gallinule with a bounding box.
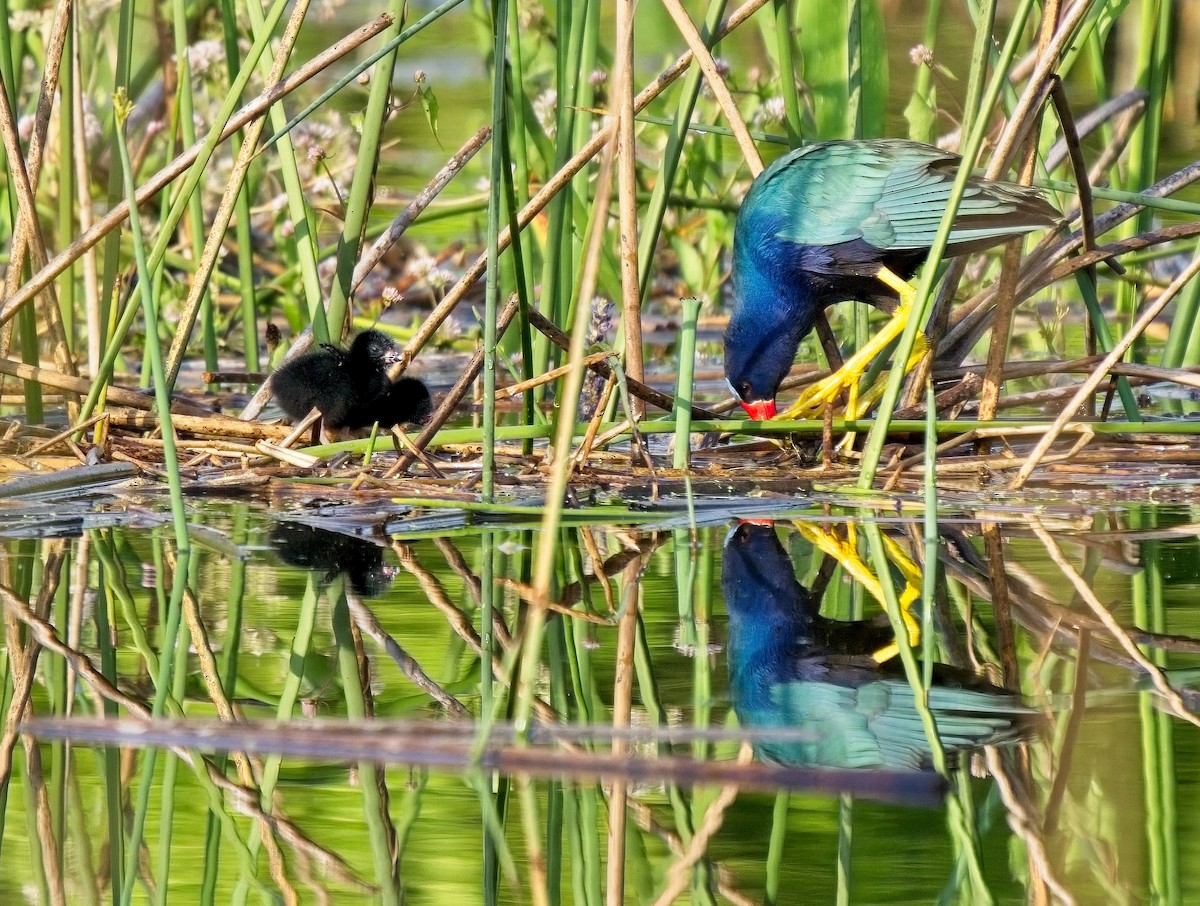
[722,522,1033,772]
[270,329,432,431]
[724,140,1060,420]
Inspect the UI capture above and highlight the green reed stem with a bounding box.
[172,0,219,381]
[672,297,702,469]
[113,93,189,549]
[483,0,511,500]
[922,379,937,688]
[231,573,321,906]
[764,791,789,905]
[325,0,406,338]
[94,0,136,380]
[835,794,853,906]
[331,581,402,906]
[861,522,945,773]
[903,0,941,142]
[119,548,193,905]
[238,0,326,343]
[500,17,537,452]
[261,0,467,156]
[772,0,802,145]
[79,0,289,423]
[1164,239,1200,368]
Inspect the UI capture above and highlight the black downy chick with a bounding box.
[270,329,431,430]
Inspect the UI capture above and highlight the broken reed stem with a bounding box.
[0,358,215,418]
[355,125,492,294]
[0,0,78,394]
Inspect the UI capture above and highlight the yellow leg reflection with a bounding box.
[778,265,927,421]
[791,521,922,659]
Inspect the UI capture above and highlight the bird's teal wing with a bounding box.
[767,677,1032,770]
[758,140,1056,253]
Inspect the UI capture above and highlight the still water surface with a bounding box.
[2,494,1198,904]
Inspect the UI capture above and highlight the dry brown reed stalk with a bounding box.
[614,0,643,432]
[494,351,612,401]
[896,356,1200,420]
[984,747,1072,906]
[606,556,641,906]
[355,126,491,293]
[344,595,471,718]
[884,424,1095,486]
[660,0,763,176]
[627,800,757,906]
[105,409,293,442]
[384,296,520,477]
[571,373,617,473]
[387,299,716,477]
[239,127,494,423]
[496,578,612,624]
[172,554,300,900]
[944,158,1200,357]
[255,442,321,468]
[24,413,110,457]
[526,307,719,418]
[163,0,313,389]
[650,741,754,906]
[390,542,562,726]
[0,14,396,324]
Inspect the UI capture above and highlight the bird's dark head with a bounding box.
[350,329,403,369]
[722,521,813,625]
[724,309,804,420]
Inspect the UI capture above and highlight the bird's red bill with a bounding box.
[739,399,776,420]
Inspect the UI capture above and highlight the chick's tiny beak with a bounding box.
[739,399,776,420]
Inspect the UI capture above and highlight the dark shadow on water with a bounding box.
[270,520,398,596]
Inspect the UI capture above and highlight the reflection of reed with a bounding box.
[932,515,1200,903]
[0,555,365,900]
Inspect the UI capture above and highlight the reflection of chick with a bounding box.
[270,329,431,430]
[723,522,1033,772]
[271,521,397,597]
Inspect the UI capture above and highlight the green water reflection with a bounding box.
[2,499,1199,904]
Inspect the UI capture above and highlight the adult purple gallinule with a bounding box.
[724,139,1060,420]
[270,329,431,431]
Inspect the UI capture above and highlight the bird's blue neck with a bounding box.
[724,550,815,709]
[731,225,819,333]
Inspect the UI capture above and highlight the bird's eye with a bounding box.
[738,381,753,399]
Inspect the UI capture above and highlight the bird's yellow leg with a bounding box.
[791,521,922,660]
[778,266,922,420]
